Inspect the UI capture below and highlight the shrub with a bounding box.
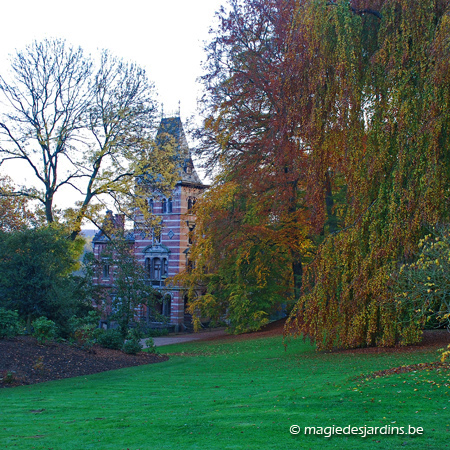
[68,311,100,350]
[96,328,123,350]
[73,324,97,350]
[145,328,170,337]
[33,317,57,344]
[127,327,144,341]
[122,339,143,355]
[1,370,16,384]
[393,229,450,331]
[0,308,20,339]
[145,337,157,354]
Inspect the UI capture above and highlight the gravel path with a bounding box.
[143,329,227,347]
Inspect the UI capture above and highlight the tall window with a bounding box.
[148,198,154,213]
[168,198,173,213]
[153,258,161,280]
[162,198,167,213]
[103,263,110,279]
[187,198,192,210]
[162,258,168,277]
[162,294,171,317]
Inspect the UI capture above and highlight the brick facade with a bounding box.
[93,117,208,330]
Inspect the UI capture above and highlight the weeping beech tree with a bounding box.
[285,0,450,349]
[190,0,450,346]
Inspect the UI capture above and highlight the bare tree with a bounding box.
[0,39,92,224]
[0,39,176,238]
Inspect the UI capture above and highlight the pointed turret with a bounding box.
[155,117,206,187]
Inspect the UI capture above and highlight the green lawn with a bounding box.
[1,334,449,449]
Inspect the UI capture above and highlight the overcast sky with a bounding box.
[0,0,225,121]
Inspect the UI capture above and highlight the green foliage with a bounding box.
[96,328,123,350]
[127,327,143,341]
[68,311,100,350]
[144,327,169,337]
[121,328,144,354]
[177,179,312,334]
[144,337,157,354]
[32,317,57,344]
[122,339,143,355]
[99,233,160,339]
[0,226,88,333]
[393,229,450,332]
[0,308,20,339]
[0,370,15,384]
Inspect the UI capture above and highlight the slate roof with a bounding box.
[92,211,135,243]
[156,117,206,187]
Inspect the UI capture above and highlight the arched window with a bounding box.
[187,198,192,211]
[148,198,154,213]
[162,198,167,213]
[168,198,173,213]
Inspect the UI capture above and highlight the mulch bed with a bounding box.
[0,336,168,388]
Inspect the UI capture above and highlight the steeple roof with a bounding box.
[156,117,206,187]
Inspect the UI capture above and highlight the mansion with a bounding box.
[92,116,208,330]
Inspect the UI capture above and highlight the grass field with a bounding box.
[1,334,449,449]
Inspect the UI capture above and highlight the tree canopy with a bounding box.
[0,175,39,231]
[184,0,450,347]
[0,226,88,331]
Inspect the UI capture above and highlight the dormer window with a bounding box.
[184,160,193,174]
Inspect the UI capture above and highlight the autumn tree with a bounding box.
[285,0,450,349]
[0,39,176,239]
[189,0,450,347]
[177,0,314,332]
[177,176,312,333]
[0,175,38,231]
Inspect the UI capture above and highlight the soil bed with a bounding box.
[0,336,168,388]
